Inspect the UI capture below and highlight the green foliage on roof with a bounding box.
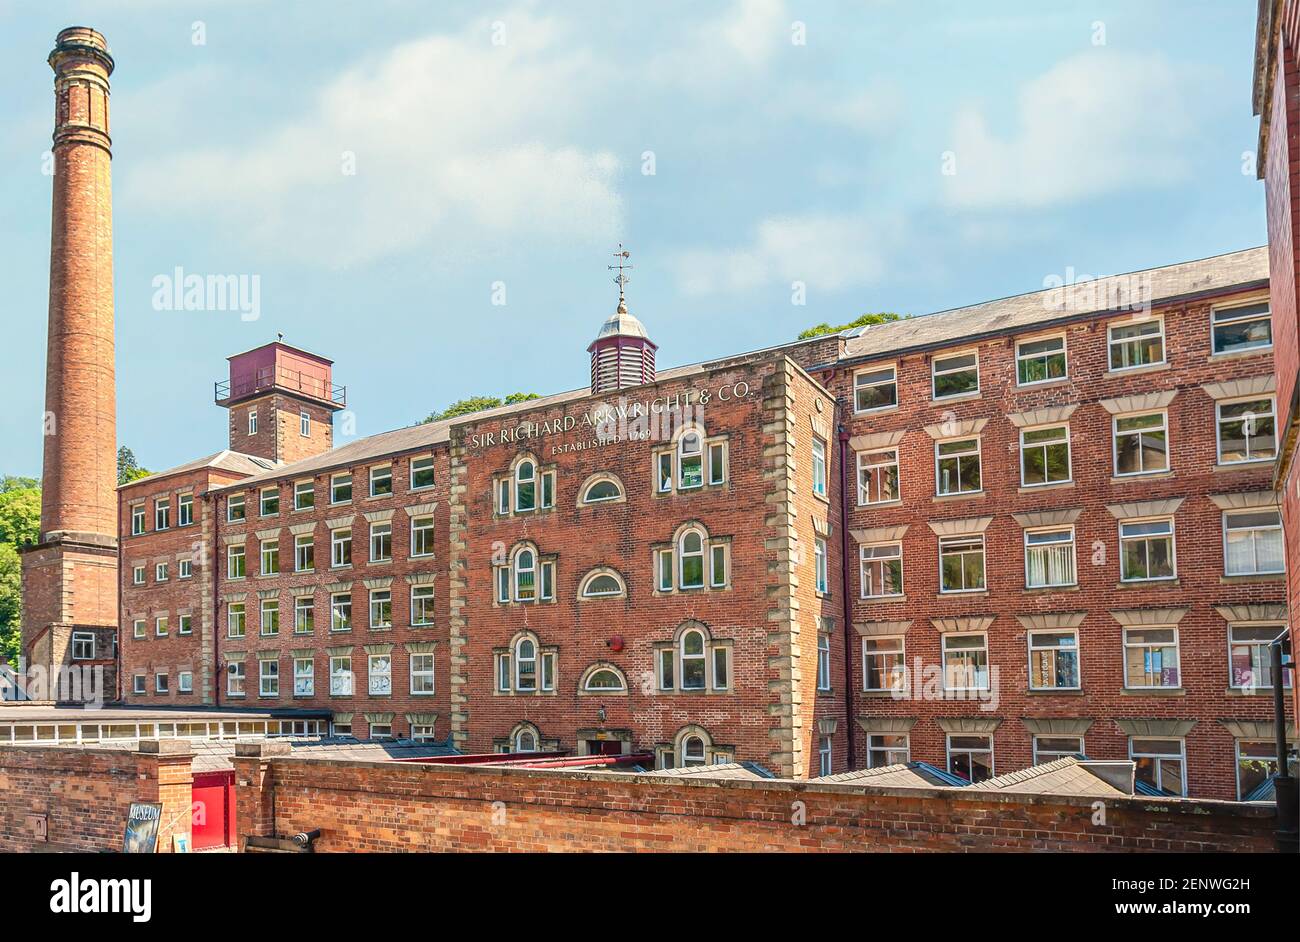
[798,311,904,340]
[420,392,540,425]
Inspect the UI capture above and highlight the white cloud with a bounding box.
[123,9,622,267]
[671,212,899,296]
[942,50,1199,209]
[650,0,790,89]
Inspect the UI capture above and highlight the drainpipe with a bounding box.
[210,490,221,708]
[837,400,856,770]
[1270,631,1296,853]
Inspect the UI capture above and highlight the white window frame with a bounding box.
[1023,526,1077,589]
[247,408,258,435]
[410,455,435,490]
[294,534,314,572]
[410,516,434,557]
[1019,423,1072,488]
[853,365,898,414]
[154,498,170,531]
[259,659,279,697]
[227,543,246,579]
[1129,737,1185,796]
[946,734,994,782]
[368,654,391,695]
[1215,396,1277,465]
[369,465,393,498]
[294,480,315,510]
[293,657,314,697]
[860,541,903,599]
[934,437,982,497]
[1211,300,1272,355]
[1223,509,1284,576]
[227,661,246,697]
[294,595,314,633]
[931,350,980,400]
[1014,334,1067,386]
[71,631,95,660]
[155,562,168,582]
[1227,624,1292,691]
[259,487,279,516]
[1118,516,1176,582]
[1027,629,1081,691]
[330,592,352,631]
[514,460,537,512]
[260,538,278,576]
[369,589,392,629]
[410,652,436,695]
[514,638,538,692]
[811,437,827,498]
[226,604,245,639]
[814,536,829,593]
[132,566,145,585]
[411,585,435,625]
[941,632,990,692]
[329,655,352,696]
[328,473,350,505]
[369,521,392,562]
[862,635,905,692]
[817,632,831,691]
[818,736,833,777]
[177,493,193,526]
[1107,317,1166,372]
[857,447,900,506]
[178,558,192,579]
[938,534,985,594]
[331,528,351,568]
[131,504,145,535]
[299,411,311,437]
[227,494,246,522]
[1032,735,1084,764]
[178,671,193,693]
[1112,410,1169,477]
[867,733,909,768]
[133,674,146,695]
[1122,626,1181,689]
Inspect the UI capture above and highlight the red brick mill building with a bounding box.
[116,249,1295,800]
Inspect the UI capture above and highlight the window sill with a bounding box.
[1115,579,1179,589]
[291,506,317,514]
[858,499,902,510]
[1023,584,1079,594]
[1018,481,1074,495]
[1220,573,1285,584]
[1212,460,1276,473]
[366,493,394,502]
[862,594,908,604]
[1223,686,1291,696]
[1208,347,1272,362]
[1120,687,1185,696]
[1026,688,1084,695]
[937,590,989,598]
[854,404,900,419]
[859,689,906,699]
[1110,471,1173,484]
[1105,362,1169,378]
[930,391,982,406]
[932,491,985,504]
[1014,378,1071,392]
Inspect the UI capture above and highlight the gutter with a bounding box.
[836,393,856,770]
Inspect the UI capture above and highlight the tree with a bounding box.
[798,311,903,340]
[1,476,39,493]
[0,543,20,667]
[420,392,539,424]
[117,446,150,485]
[0,486,40,547]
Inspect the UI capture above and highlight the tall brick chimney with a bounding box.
[19,28,120,700]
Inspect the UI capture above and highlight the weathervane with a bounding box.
[608,243,633,306]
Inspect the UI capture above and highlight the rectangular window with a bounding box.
[819,736,833,777]
[1020,425,1071,486]
[656,549,673,592]
[155,616,168,637]
[294,658,314,697]
[331,528,352,567]
[657,452,673,493]
[227,494,246,522]
[133,674,146,695]
[1224,510,1284,575]
[935,438,981,495]
[707,442,727,485]
[133,566,145,585]
[867,733,909,768]
[248,409,258,435]
[369,589,392,629]
[1237,740,1280,800]
[1113,411,1168,475]
[711,646,728,690]
[227,662,245,697]
[294,534,314,572]
[932,352,979,399]
[330,592,352,631]
[369,466,392,497]
[294,596,314,633]
[863,636,905,692]
[1108,318,1165,370]
[411,455,435,490]
[71,631,95,660]
[178,672,193,693]
[1028,630,1080,690]
[260,598,279,636]
[658,647,675,690]
[678,435,703,490]
[540,560,555,601]
[857,448,900,505]
[1130,738,1184,796]
[260,487,279,516]
[300,411,311,437]
[156,672,169,694]
[1216,398,1277,464]
[541,470,555,509]
[939,535,985,593]
[294,480,315,510]
[177,494,193,526]
[1228,626,1292,690]
[854,365,897,412]
[811,437,827,498]
[260,539,279,575]
[1024,527,1076,588]
[814,537,828,593]
[411,724,437,743]
[329,656,352,695]
[259,659,279,697]
[227,603,245,639]
[178,559,192,579]
[1212,301,1271,354]
[411,516,434,557]
[860,542,903,598]
[1119,518,1175,581]
[1123,627,1180,688]
[154,498,170,530]
[177,614,192,635]
[495,566,510,604]
[227,544,246,579]
[329,474,351,504]
[942,633,990,691]
[496,652,511,692]
[1033,736,1084,764]
[133,619,145,639]
[709,543,728,588]
[411,585,435,625]
[817,633,831,691]
[155,563,168,582]
[131,504,145,535]
[1016,335,1066,385]
[410,653,436,695]
[368,654,391,695]
[948,734,994,783]
[369,522,392,562]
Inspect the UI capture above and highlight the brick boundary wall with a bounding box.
[232,745,1277,852]
[0,741,193,853]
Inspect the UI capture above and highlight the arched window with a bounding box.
[515,460,536,512]
[515,638,537,691]
[681,735,707,766]
[580,568,625,599]
[582,478,622,503]
[681,629,706,689]
[679,530,705,589]
[583,667,627,692]
[678,431,703,489]
[514,549,537,601]
[515,728,538,752]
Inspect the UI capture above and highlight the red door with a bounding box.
[191,771,235,849]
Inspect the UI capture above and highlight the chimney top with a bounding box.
[50,26,114,75]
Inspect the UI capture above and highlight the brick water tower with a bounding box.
[20,28,120,701]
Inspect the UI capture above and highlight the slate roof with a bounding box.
[964,757,1127,797]
[643,761,776,781]
[116,449,280,489]
[812,762,964,789]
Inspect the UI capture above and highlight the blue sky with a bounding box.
[0,0,1266,477]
